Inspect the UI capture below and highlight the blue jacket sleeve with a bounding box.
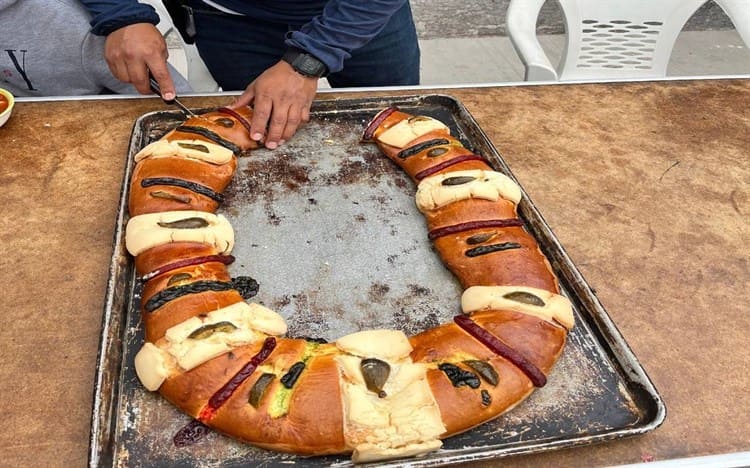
[78,0,160,36]
[284,0,408,74]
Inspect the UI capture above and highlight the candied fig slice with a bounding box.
[214,117,235,128]
[427,147,448,157]
[441,175,476,186]
[248,373,275,408]
[149,190,191,204]
[166,272,192,287]
[465,242,522,257]
[217,107,253,136]
[360,358,390,398]
[157,217,209,229]
[503,291,546,307]
[466,232,496,245]
[177,142,210,153]
[463,360,499,386]
[188,321,238,340]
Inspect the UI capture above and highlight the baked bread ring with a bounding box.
[124,105,574,463]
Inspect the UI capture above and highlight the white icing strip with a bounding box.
[134,139,234,165]
[165,302,287,371]
[415,169,522,212]
[134,342,172,391]
[133,302,288,390]
[335,332,445,463]
[376,116,449,149]
[461,285,575,330]
[336,329,412,360]
[125,210,234,256]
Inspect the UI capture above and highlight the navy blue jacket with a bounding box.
[78,0,408,74]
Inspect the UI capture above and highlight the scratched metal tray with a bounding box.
[89,94,665,467]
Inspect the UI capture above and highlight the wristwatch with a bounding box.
[282,49,328,78]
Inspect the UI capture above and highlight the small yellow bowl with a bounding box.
[0,88,15,127]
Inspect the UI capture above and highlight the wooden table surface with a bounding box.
[0,79,748,467]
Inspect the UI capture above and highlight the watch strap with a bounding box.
[282,49,328,78]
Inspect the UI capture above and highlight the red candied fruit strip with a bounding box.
[217,107,254,138]
[428,219,524,241]
[199,337,277,422]
[454,314,547,387]
[140,254,235,282]
[414,154,489,180]
[362,106,398,141]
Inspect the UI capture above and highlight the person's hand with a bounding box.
[104,23,175,100]
[230,61,318,149]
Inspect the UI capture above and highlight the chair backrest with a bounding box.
[507,0,750,81]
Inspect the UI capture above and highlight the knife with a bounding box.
[149,76,198,118]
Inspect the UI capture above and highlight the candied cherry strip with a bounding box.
[199,337,277,422]
[415,154,488,180]
[362,106,398,141]
[140,254,235,282]
[454,315,547,387]
[217,107,253,138]
[428,219,524,241]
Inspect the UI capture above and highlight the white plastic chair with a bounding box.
[142,0,220,92]
[506,0,750,81]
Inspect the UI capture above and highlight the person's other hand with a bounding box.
[230,61,318,149]
[104,23,175,100]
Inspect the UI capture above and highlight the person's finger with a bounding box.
[264,98,292,149]
[281,104,303,142]
[249,90,272,143]
[126,60,152,95]
[148,57,176,100]
[230,87,255,109]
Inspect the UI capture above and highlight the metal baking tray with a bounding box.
[89,94,665,467]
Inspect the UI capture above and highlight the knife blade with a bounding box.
[148,77,198,118]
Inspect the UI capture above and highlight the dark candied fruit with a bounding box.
[175,125,242,154]
[438,362,480,389]
[142,177,225,203]
[397,138,450,159]
[145,280,235,312]
[231,276,259,299]
[481,389,492,406]
[280,362,306,389]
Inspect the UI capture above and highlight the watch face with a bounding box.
[294,54,326,77]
